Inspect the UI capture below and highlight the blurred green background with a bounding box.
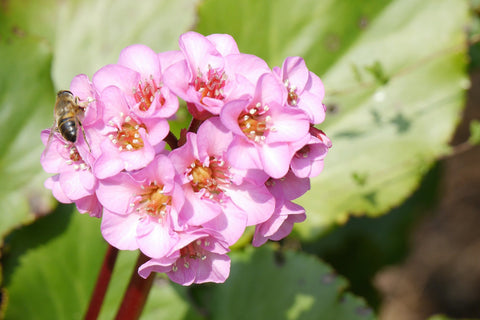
[1,0,479,319]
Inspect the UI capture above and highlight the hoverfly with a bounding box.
[45,90,92,153]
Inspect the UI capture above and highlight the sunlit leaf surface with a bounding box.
[196,0,469,239]
[192,246,375,320]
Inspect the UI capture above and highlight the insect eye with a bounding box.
[57,90,74,98]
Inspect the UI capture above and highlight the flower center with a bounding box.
[68,145,82,162]
[133,78,164,112]
[295,145,310,158]
[109,115,145,151]
[65,145,89,171]
[238,102,271,143]
[187,157,230,201]
[194,66,227,103]
[172,239,209,271]
[135,182,171,218]
[284,80,298,106]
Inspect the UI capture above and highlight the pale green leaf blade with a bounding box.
[194,246,375,320]
[51,0,199,89]
[0,36,56,242]
[196,0,469,239]
[1,207,195,320]
[468,119,480,145]
[2,206,105,319]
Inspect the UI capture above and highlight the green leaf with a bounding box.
[1,206,194,320]
[2,205,105,319]
[196,0,469,239]
[468,119,480,145]
[426,315,466,320]
[192,246,375,320]
[303,165,441,309]
[0,35,56,242]
[51,0,200,89]
[141,279,203,320]
[0,0,59,44]
[5,211,372,320]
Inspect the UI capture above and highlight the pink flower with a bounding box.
[138,229,231,285]
[265,170,310,201]
[69,74,103,128]
[96,155,184,258]
[163,31,270,119]
[252,200,306,247]
[40,130,102,217]
[92,86,169,179]
[291,126,331,178]
[169,117,275,243]
[273,56,326,124]
[251,171,309,246]
[43,74,102,162]
[93,44,179,120]
[220,73,311,178]
[40,75,105,217]
[290,132,330,178]
[39,32,331,285]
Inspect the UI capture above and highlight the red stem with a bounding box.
[114,252,155,320]
[85,244,119,320]
[178,118,203,147]
[164,131,179,150]
[188,118,203,134]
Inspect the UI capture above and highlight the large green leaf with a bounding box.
[191,246,375,320]
[1,205,105,319]
[51,0,199,89]
[303,164,441,308]
[1,206,194,319]
[196,0,469,239]
[0,35,56,242]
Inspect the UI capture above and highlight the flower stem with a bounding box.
[85,244,119,320]
[188,117,203,134]
[114,252,155,320]
[178,117,203,147]
[165,131,179,150]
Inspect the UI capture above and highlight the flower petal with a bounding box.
[206,33,239,55]
[281,57,309,91]
[194,252,230,284]
[96,173,137,215]
[93,64,140,93]
[226,136,262,170]
[267,107,310,143]
[179,31,224,72]
[101,209,139,250]
[136,217,179,259]
[227,183,275,226]
[118,44,161,81]
[260,143,294,179]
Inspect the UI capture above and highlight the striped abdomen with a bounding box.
[58,116,77,143]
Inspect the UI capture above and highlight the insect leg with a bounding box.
[44,120,58,155]
[76,117,92,153]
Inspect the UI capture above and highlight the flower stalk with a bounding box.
[85,244,119,320]
[115,252,155,320]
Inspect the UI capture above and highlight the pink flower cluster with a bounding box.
[40,32,331,285]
